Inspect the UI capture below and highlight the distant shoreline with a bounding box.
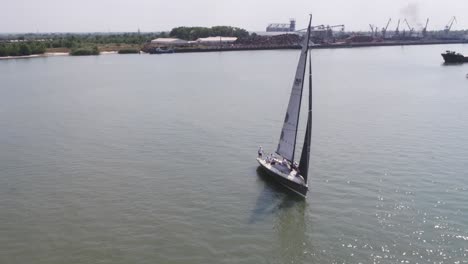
[171,40,468,53]
[0,53,67,60]
[1,40,467,60]
[0,51,118,60]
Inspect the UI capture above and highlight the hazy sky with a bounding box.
[2,0,467,33]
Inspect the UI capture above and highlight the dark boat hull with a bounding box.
[441,52,468,63]
[149,48,175,54]
[257,158,308,197]
[151,51,174,54]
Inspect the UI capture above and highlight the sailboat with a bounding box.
[256,16,313,198]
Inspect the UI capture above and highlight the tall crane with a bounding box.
[403,19,414,36]
[296,24,343,42]
[369,24,375,36]
[297,24,344,32]
[395,19,400,37]
[381,18,391,39]
[322,24,344,39]
[421,18,429,38]
[444,16,457,33]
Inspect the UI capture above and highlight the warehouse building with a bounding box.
[150,38,188,46]
[266,19,296,32]
[195,36,237,45]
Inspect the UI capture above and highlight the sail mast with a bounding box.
[298,48,313,183]
[276,15,313,162]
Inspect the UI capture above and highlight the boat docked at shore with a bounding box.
[256,15,313,198]
[441,50,468,63]
[149,47,174,54]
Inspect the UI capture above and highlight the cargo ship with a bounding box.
[441,50,468,63]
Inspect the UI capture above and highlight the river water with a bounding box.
[1,45,468,263]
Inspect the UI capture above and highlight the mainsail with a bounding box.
[276,16,312,162]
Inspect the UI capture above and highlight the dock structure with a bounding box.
[142,39,468,54]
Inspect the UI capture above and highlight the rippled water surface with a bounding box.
[1,45,468,263]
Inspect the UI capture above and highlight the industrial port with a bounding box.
[142,16,467,54]
[262,16,466,44]
[1,16,467,57]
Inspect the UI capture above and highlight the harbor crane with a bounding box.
[326,24,345,31]
[297,24,336,41]
[369,24,380,37]
[403,19,414,36]
[444,16,457,33]
[322,24,345,39]
[295,24,345,43]
[296,24,324,31]
[421,18,429,38]
[311,24,325,30]
[297,24,344,32]
[395,19,400,36]
[381,18,391,38]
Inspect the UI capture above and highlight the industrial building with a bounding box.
[195,36,237,45]
[150,38,188,46]
[266,19,296,32]
[150,37,238,47]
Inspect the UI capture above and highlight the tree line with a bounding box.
[46,33,162,48]
[70,46,100,56]
[0,26,251,56]
[0,33,163,55]
[0,42,46,56]
[169,26,249,40]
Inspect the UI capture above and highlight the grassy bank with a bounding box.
[69,44,141,55]
[98,44,141,52]
[45,47,70,53]
[118,49,140,54]
[44,44,141,54]
[70,46,99,56]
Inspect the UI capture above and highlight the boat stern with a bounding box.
[256,156,308,198]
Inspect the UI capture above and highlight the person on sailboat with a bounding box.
[270,154,277,165]
[292,161,300,174]
[258,146,263,157]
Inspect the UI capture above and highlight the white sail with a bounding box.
[276,22,311,161]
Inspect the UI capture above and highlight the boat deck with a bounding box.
[257,157,306,186]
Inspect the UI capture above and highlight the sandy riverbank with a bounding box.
[0,53,69,60]
[0,54,46,60]
[0,51,122,60]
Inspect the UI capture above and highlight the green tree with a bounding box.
[31,42,46,54]
[170,26,249,40]
[18,43,32,56]
[0,45,7,56]
[8,44,20,56]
